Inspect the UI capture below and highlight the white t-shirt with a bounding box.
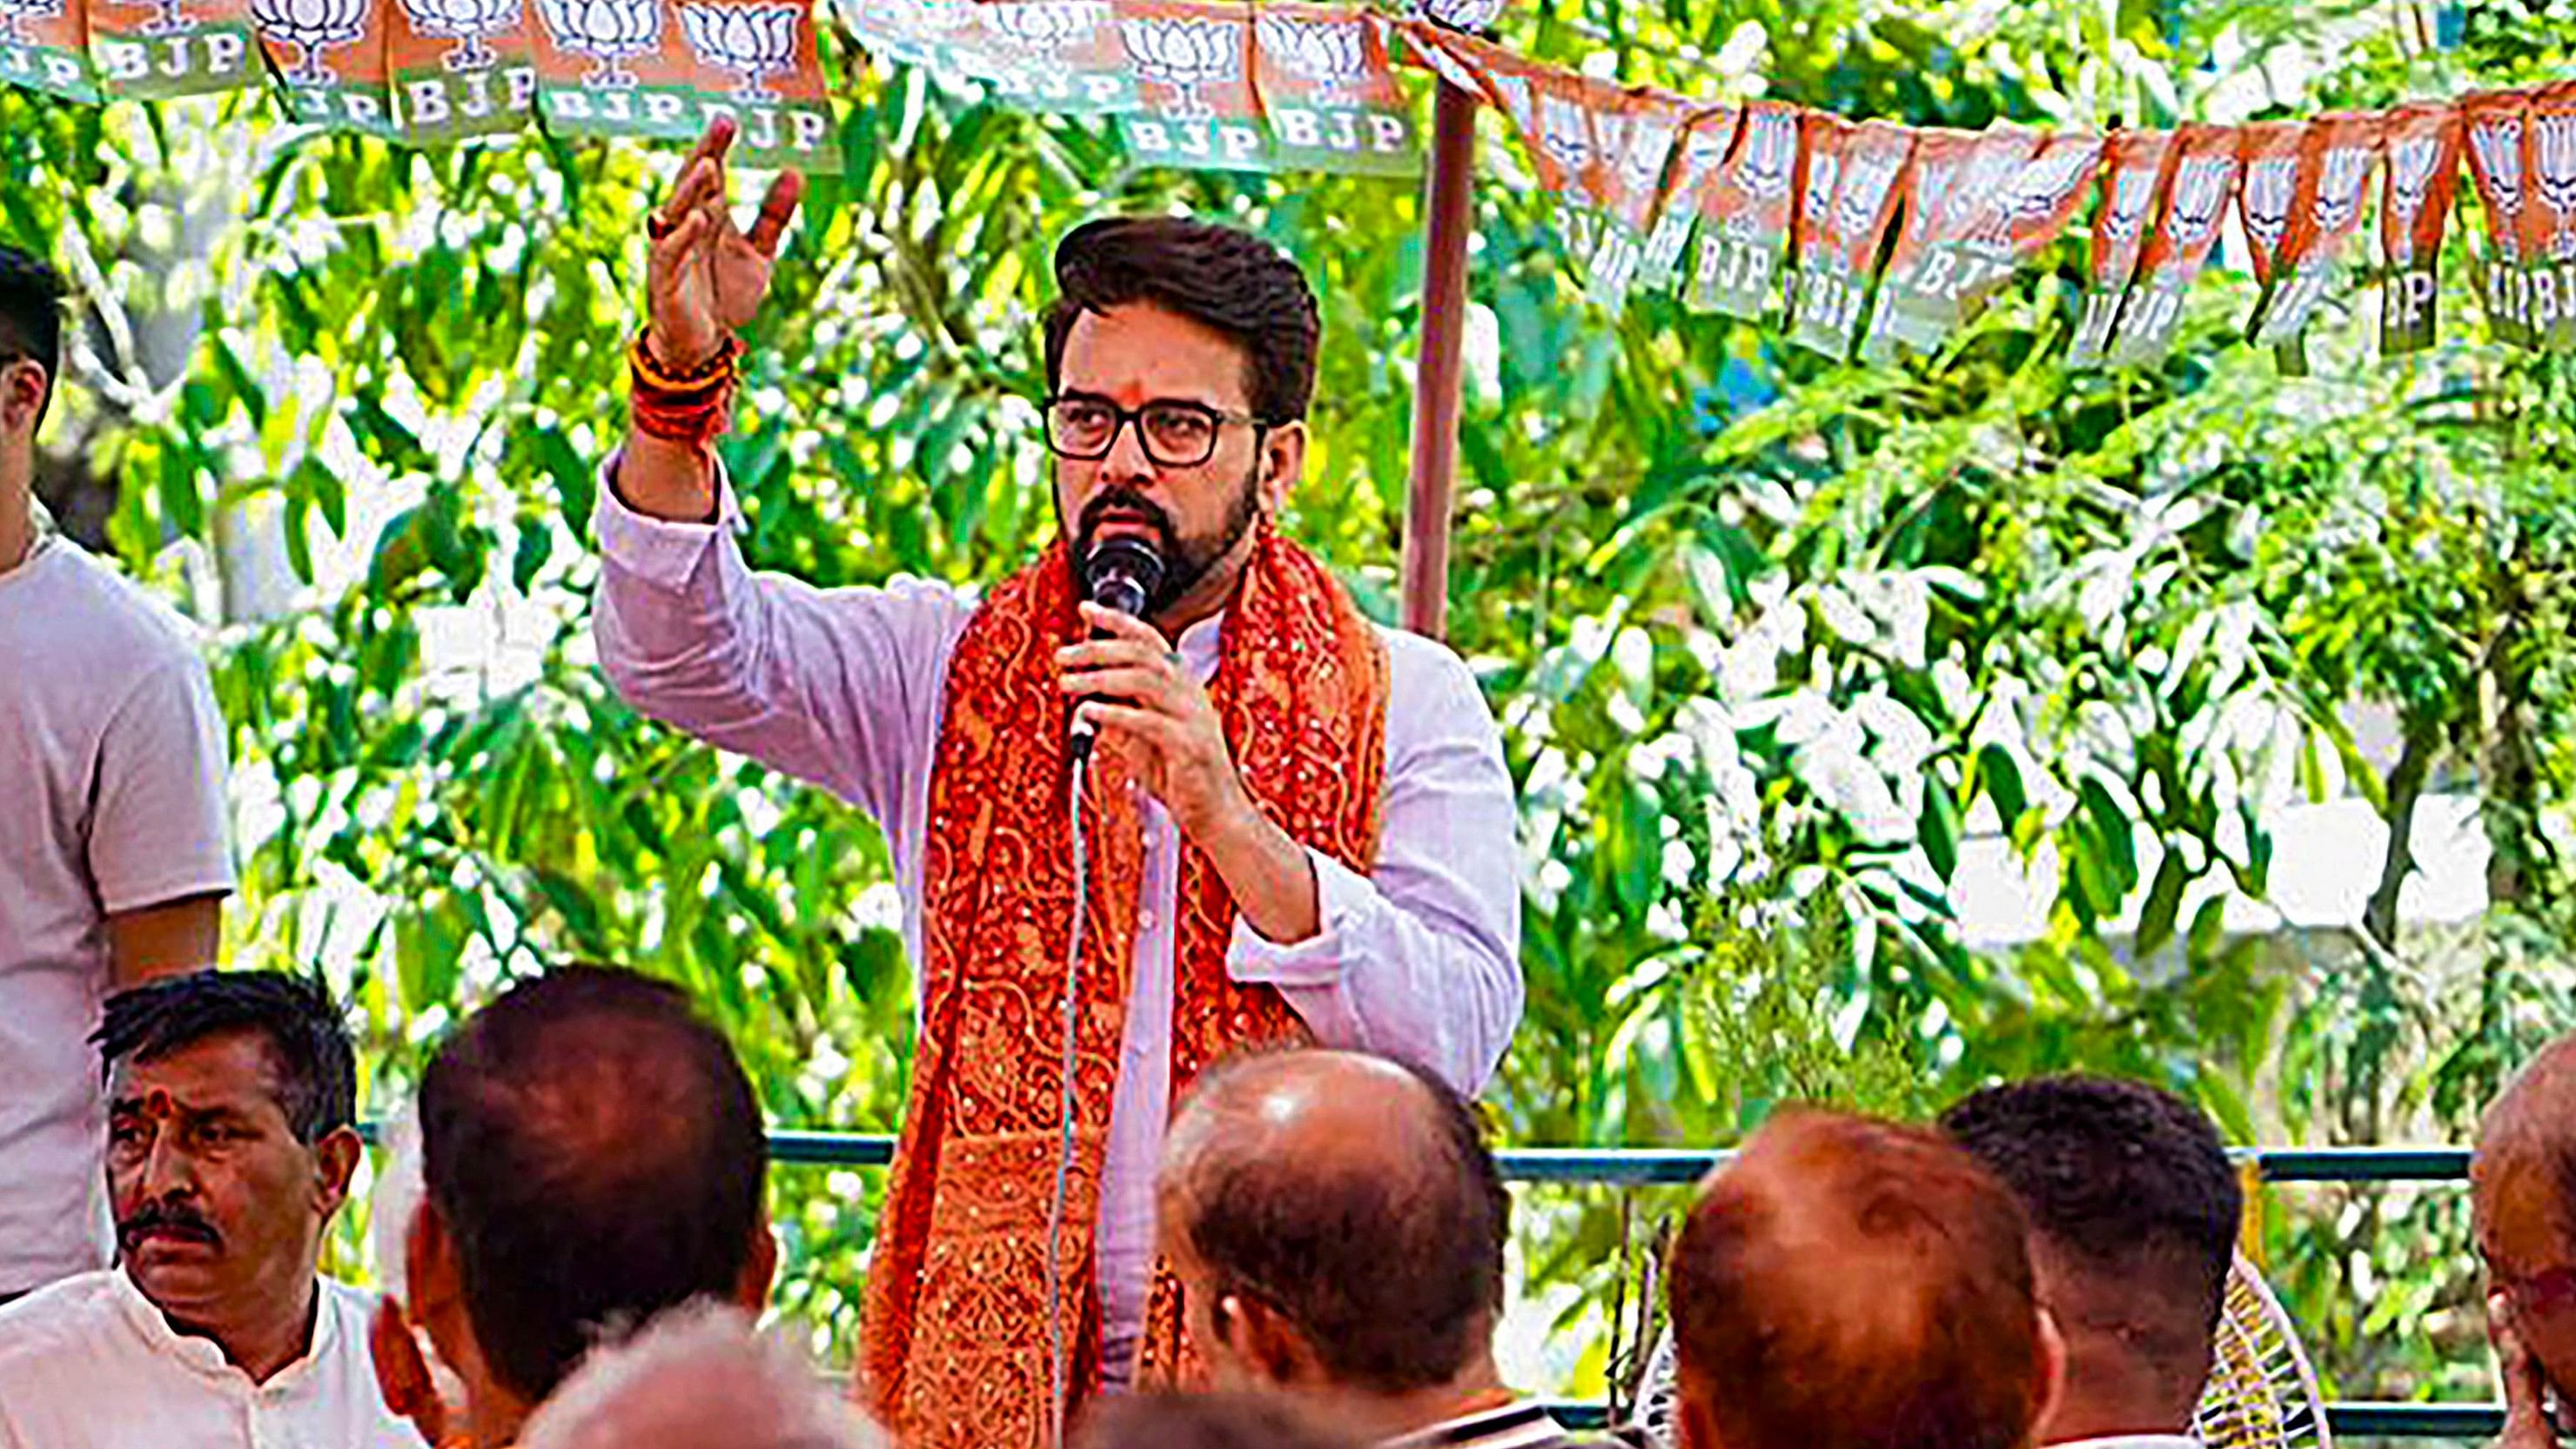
[0,1269,425,1449]
[0,533,235,1295]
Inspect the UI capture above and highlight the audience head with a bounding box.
[2476,1035,2576,1408]
[0,241,66,452]
[380,966,775,1443]
[517,1303,886,1449]
[1941,1074,2240,1441]
[94,971,362,1344]
[1071,1392,1367,1449]
[1667,1107,2061,1449]
[1156,1048,1508,1431]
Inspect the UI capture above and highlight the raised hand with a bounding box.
[646,115,806,372]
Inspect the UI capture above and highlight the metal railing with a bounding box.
[757,1135,2504,1438]
[367,1128,2496,1438]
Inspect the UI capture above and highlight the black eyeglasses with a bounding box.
[1042,393,1266,469]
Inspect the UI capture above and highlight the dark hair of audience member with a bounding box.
[1072,1392,1366,1449]
[1043,217,1322,424]
[1172,1052,1508,1394]
[1667,1108,2049,1449]
[419,965,766,1405]
[0,243,68,419]
[1940,1074,2239,1409]
[92,970,358,1143]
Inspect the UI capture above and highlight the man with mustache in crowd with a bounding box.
[590,118,1522,1448]
[0,972,419,1448]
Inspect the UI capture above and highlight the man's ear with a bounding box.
[0,359,49,438]
[2031,1305,2069,1443]
[1257,420,1304,519]
[735,1216,779,1313]
[406,1200,459,1322]
[1226,1292,1324,1389]
[312,1127,363,1218]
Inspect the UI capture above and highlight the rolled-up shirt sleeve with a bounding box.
[1227,634,1524,1094]
[590,461,969,825]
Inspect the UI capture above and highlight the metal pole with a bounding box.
[1401,76,1478,642]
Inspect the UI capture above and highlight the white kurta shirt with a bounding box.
[0,1269,426,1449]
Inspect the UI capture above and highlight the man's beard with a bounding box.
[1069,466,1262,618]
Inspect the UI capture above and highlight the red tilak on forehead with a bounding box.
[140,1088,178,1122]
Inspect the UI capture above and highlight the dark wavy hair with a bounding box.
[0,243,68,420]
[93,971,358,1144]
[1043,217,1322,424]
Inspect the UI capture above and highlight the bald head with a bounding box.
[1158,1049,1506,1395]
[2476,1036,2576,1404]
[519,1304,885,1449]
[1668,1109,2056,1449]
[419,967,769,1405]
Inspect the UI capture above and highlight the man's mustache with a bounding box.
[1078,489,1175,548]
[119,1203,220,1251]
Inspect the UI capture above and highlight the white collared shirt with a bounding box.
[0,1269,425,1449]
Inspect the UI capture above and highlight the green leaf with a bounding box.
[1920,775,1961,883]
[1978,744,2027,830]
[2134,850,2188,958]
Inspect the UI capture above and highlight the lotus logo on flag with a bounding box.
[2001,143,2096,226]
[251,0,373,82]
[0,0,62,46]
[2469,118,2526,224]
[2312,145,2372,235]
[2104,164,2159,245]
[1253,14,1365,108]
[1538,91,1592,178]
[2243,154,2297,259]
[1962,140,2092,251]
[1948,144,2023,231]
[537,0,660,88]
[1619,115,1677,201]
[1834,147,1901,242]
[2386,135,2438,264]
[399,0,521,70]
[1126,14,1238,120]
[984,0,1096,52]
[678,3,797,100]
[1738,109,1795,203]
[2539,115,2576,258]
[2167,155,2235,247]
[1414,0,1501,34]
[1801,150,1840,230]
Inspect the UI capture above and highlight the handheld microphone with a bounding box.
[1068,534,1166,762]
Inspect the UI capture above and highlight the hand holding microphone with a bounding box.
[1056,535,1258,845]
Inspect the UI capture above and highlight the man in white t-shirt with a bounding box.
[0,242,236,1302]
[0,971,421,1448]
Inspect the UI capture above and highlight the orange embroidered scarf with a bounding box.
[857,527,1391,1449]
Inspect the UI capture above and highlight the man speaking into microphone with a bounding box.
[586,119,1522,1449]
